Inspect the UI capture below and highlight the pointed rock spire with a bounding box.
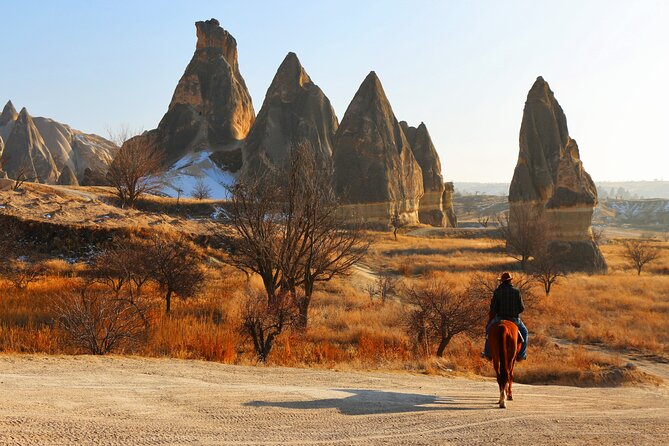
[242,52,338,176]
[0,100,18,126]
[4,108,58,183]
[509,76,605,272]
[333,72,423,226]
[400,121,456,227]
[146,18,255,164]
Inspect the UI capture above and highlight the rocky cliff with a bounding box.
[242,52,338,176]
[333,72,423,227]
[140,18,255,166]
[400,121,456,227]
[0,101,117,186]
[510,77,605,272]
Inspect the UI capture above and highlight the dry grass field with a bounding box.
[1,219,667,387]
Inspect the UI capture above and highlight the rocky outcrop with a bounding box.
[3,108,59,183]
[0,101,18,127]
[0,101,117,185]
[400,121,456,227]
[57,164,79,186]
[140,18,255,166]
[510,77,605,272]
[242,52,338,176]
[333,72,423,227]
[442,182,458,228]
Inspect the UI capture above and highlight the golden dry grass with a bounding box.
[0,230,667,387]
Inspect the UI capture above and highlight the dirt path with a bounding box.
[0,355,667,445]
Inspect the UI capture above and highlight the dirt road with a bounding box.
[0,355,667,445]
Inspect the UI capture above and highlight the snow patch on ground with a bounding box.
[158,150,237,199]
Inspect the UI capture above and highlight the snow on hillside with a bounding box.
[157,150,236,199]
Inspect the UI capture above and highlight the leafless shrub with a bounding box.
[477,215,490,228]
[191,179,212,200]
[4,259,46,290]
[55,283,149,355]
[622,239,661,275]
[365,275,400,304]
[106,128,164,208]
[496,205,547,270]
[403,280,487,357]
[241,289,297,362]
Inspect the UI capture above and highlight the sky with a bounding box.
[2,0,668,182]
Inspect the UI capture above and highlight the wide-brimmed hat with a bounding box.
[497,272,513,282]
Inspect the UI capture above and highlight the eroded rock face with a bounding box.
[146,18,255,165]
[333,72,423,227]
[242,52,338,176]
[0,102,117,186]
[0,101,18,127]
[400,121,456,227]
[510,77,605,272]
[3,108,59,183]
[442,182,458,228]
[57,164,79,186]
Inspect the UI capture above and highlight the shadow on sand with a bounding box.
[244,389,492,415]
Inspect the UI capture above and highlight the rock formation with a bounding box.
[242,52,338,176]
[509,76,606,272]
[57,164,79,186]
[0,101,117,185]
[3,108,59,183]
[442,182,458,228]
[400,121,456,227]
[333,72,423,227]
[0,101,18,127]
[139,18,255,166]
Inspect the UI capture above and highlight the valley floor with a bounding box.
[0,355,667,445]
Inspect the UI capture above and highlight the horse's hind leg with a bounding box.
[507,371,514,401]
[498,385,506,409]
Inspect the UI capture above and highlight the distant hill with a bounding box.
[455,181,669,200]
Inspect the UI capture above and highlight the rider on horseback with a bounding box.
[483,272,528,361]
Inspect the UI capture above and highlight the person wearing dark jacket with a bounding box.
[482,272,528,360]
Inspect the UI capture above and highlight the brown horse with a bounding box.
[489,320,521,408]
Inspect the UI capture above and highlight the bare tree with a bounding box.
[623,239,661,275]
[477,214,490,228]
[225,143,368,330]
[191,179,212,200]
[390,209,405,241]
[55,282,148,355]
[530,245,565,296]
[241,289,297,362]
[106,129,164,208]
[404,280,487,357]
[150,235,205,314]
[365,275,400,304]
[497,205,547,270]
[91,237,155,303]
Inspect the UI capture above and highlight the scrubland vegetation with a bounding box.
[0,228,666,387]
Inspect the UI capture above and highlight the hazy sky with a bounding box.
[2,0,668,182]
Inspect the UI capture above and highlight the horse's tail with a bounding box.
[498,329,508,387]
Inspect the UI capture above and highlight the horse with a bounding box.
[488,319,521,408]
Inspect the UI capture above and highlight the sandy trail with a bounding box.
[0,355,667,446]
